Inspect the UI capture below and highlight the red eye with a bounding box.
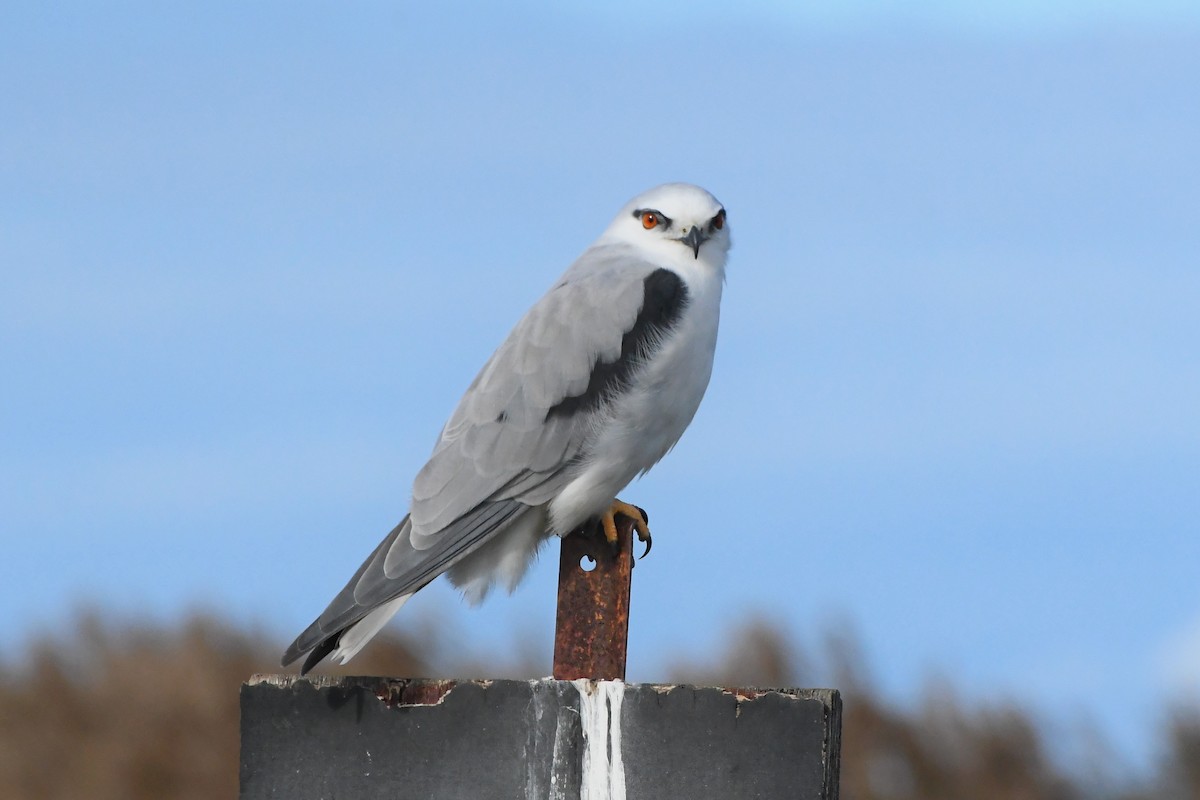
[641,212,659,230]
[711,209,726,230]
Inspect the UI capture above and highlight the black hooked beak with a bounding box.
[679,226,709,259]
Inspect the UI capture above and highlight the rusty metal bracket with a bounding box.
[552,515,635,681]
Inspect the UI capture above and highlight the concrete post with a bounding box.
[240,674,841,799]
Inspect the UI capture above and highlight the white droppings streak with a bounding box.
[575,680,626,800]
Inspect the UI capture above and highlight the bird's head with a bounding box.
[605,183,730,268]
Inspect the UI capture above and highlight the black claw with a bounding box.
[627,505,651,559]
[639,533,653,559]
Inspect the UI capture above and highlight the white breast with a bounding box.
[548,259,725,535]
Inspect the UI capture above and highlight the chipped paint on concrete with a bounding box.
[247,673,461,709]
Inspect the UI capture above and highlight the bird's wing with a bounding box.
[407,245,688,545]
[281,501,526,670]
[283,246,689,669]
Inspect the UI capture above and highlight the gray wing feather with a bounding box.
[282,499,526,667]
[409,246,654,542]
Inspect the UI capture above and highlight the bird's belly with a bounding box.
[547,305,719,534]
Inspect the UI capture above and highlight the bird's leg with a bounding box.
[600,499,653,558]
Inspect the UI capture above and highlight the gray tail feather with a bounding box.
[280,500,528,672]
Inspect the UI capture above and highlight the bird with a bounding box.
[282,182,731,674]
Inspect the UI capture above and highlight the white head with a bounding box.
[602,183,730,269]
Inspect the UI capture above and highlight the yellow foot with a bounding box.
[599,499,653,558]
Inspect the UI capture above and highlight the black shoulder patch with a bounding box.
[547,269,689,420]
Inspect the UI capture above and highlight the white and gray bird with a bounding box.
[283,183,730,673]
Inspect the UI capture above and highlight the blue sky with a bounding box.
[3,0,1198,775]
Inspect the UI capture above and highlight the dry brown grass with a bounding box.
[0,611,1195,799]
